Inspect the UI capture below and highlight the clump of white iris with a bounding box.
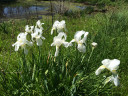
[95,59,120,86]
[51,20,67,35]
[12,33,33,54]
[51,32,70,57]
[70,30,89,53]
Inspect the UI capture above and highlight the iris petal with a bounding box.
[95,65,106,75]
[77,44,86,53]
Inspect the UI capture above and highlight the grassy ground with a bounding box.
[0,2,128,96]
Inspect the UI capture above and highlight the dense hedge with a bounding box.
[74,0,127,3]
[0,0,17,3]
[74,0,124,3]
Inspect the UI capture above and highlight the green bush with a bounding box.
[0,0,17,3]
[74,0,120,5]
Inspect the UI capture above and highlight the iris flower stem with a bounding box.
[86,47,94,70]
[31,52,36,81]
[22,50,26,71]
[75,44,78,60]
[38,46,42,74]
[21,50,27,81]
[58,46,61,66]
[88,47,94,63]
[32,63,36,81]
[38,46,41,65]
[81,54,85,63]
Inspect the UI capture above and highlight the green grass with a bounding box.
[0,4,128,96]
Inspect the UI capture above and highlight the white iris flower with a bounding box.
[70,30,89,53]
[95,59,120,86]
[51,20,67,35]
[25,25,34,33]
[104,75,120,86]
[31,27,45,46]
[91,42,97,47]
[95,59,120,75]
[36,20,44,30]
[51,32,70,57]
[12,33,33,54]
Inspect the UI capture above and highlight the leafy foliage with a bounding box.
[0,4,128,96]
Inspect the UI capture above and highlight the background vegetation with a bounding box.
[0,0,128,96]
